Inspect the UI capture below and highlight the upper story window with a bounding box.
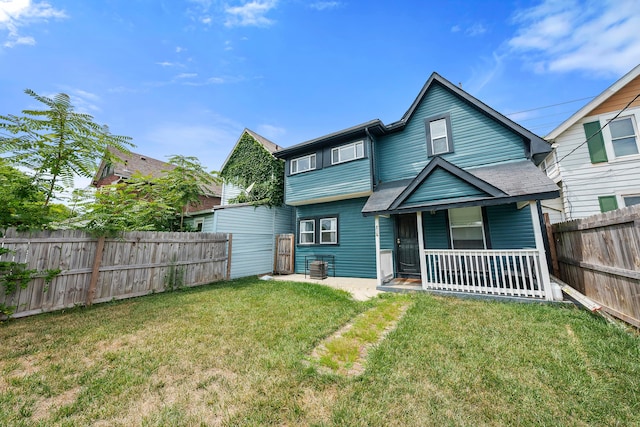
[331,141,364,165]
[585,115,640,164]
[290,153,316,174]
[425,113,454,157]
[609,116,639,157]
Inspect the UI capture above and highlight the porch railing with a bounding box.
[423,249,547,299]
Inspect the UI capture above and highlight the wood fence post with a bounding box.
[544,213,560,276]
[86,236,105,306]
[226,234,232,280]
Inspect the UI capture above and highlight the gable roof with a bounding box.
[93,147,222,196]
[362,157,559,216]
[275,72,551,163]
[220,128,282,174]
[546,64,640,140]
[94,147,172,183]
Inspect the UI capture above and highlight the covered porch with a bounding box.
[363,158,561,301]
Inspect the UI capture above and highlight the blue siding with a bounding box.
[403,168,487,206]
[423,210,450,249]
[214,205,294,278]
[295,197,376,278]
[486,203,535,249]
[379,215,394,251]
[286,144,372,205]
[377,83,527,182]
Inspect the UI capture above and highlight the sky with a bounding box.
[1,0,640,191]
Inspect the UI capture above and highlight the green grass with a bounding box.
[0,277,638,426]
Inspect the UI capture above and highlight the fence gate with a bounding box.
[274,234,294,274]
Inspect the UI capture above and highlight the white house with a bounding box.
[542,64,640,221]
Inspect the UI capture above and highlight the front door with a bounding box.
[396,214,420,277]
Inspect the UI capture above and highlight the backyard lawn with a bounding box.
[1,277,638,426]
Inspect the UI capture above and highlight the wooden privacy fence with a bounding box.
[550,205,640,328]
[0,229,230,319]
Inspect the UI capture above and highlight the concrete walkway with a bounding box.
[269,274,381,301]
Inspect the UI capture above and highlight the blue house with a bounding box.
[275,73,561,300]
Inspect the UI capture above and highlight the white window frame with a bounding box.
[194,218,204,232]
[319,217,337,244]
[299,219,315,245]
[448,206,487,250]
[290,153,316,174]
[331,141,364,165]
[602,113,640,160]
[430,118,450,155]
[618,192,640,208]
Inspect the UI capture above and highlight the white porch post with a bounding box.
[416,211,428,289]
[375,215,382,287]
[530,201,553,301]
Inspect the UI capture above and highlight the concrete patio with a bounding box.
[269,274,381,301]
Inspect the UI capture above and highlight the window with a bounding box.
[194,219,204,232]
[290,153,316,174]
[299,219,315,244]
[449,206,486,250]
[298,216,339,245]
[598,195,618,213]
[623,195,640,207]
[320,217,337,244]
[425,114,453,156]
[609,117,639,157]
[331,141,364,165]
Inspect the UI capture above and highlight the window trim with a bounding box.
[290,153,317,175]
[622,194,640,208]
[598,195,618,213]
[331,140,364,165]
[194,218,204,232]
[425,113,454,157]
[298,219,316,245]
[319,217,338,244]
[448,206,487,250]
[602,114,640,160]
[297,215,339,246]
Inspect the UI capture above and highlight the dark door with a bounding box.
[396,214,420,277]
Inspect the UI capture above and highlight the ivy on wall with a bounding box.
[220,132,284,207]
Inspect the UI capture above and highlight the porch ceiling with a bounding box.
[362,159,560,216]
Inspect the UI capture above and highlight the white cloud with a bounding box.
[156,61,184,67]
[508,0,640,76]
[0,0,67,48]
[176,73,198,79]
[224,0,277,28]
[309,1,342,11]
[466,23,486,37]
[257,124,286,140]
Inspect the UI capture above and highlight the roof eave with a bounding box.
[545,63,640,140]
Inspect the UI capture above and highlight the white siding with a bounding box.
[221,182,244,206]
[551,106,640,220]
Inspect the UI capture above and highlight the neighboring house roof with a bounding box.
[275,72,552,164]
[546,63,640,141]
[93,147,222,196]
[219,128,282,173]
[362,157,559,216]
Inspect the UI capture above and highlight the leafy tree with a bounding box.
[81,156,219,234]
[220,132,284,207]
[159,155,220,229]
[0,160,48,231]
[0,89,133,206]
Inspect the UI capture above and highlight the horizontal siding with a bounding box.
[294,198,376,278]
[221,182,243,205]
[286,155,372,205]
[423,210,450,249]
[588,75,640,116]
[377,83,527,182]
[379,215,394,251]
[214,205,294,278]
[554,108,640,219]
[185,214,216,233]
[486,203,535,249]
[404,168,486,206]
